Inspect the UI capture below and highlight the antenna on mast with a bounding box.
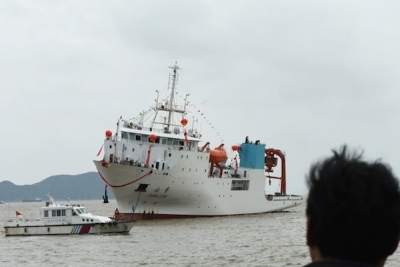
[166,62,181,132]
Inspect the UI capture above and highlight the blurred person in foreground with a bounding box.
[304,145,400,267]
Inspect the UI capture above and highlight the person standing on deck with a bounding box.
[114,208,120,218]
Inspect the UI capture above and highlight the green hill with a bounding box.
[0,172,114,202]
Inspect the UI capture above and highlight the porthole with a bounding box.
[132,148,135,152]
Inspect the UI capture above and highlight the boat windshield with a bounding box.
[74,208,88,214]
[77,208,88,214]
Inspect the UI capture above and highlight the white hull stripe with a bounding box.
[71,225,82,234]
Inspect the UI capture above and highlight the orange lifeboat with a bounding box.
[209,144,228,163]
[208,144,227,178]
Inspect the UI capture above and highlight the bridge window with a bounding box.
[121,132,129,139]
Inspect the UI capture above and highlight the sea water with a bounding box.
[1,200,399,267]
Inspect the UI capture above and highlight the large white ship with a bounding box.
[93,63,303,220]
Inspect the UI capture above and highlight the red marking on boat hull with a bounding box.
[80,225,91,234]
[133,213,211,221]
[131,211,280,221]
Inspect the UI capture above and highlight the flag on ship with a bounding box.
[16,211,22,219]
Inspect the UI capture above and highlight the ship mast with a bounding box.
[151,63,186,133]
[166,63,181,132]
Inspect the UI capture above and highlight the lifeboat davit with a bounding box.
[209,144,228,163]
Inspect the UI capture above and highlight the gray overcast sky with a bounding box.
[1,1,400,194]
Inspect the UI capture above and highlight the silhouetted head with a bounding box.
[306,145,400,266]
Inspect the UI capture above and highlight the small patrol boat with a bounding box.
[3,195,135,236]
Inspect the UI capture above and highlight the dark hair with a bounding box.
[306,145,400,265]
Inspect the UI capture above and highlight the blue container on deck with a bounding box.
[238,143,265,169]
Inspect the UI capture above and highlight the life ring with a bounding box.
[118,214,125,220]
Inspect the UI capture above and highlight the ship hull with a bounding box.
[4,222,134,236]
[94,160,303,220]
